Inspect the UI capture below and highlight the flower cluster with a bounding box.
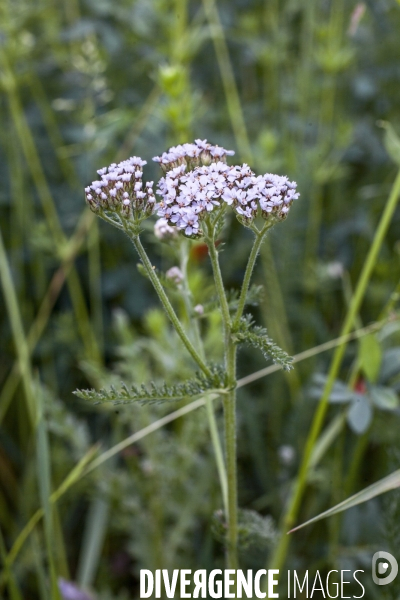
[84,142,299,238]
[85,156,156,221]
[153,139,235,173]
[156,161,299,235]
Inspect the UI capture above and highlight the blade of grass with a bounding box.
[52,505,70,580]
[36,386,62,600]
[0,227,36,426]
[268,167,400,572]
[88,220,104,357]
[289,468,400,534]
[76,496,109,588]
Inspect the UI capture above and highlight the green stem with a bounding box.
[233,223,271,329]
[223,345,239,570]
[179,239,202,347]
[205,228,231,335]
[205,224,238,569]
[268,168,400,571]
[179,239,229,516]
[205,397,229,517]
[132,235,212,378]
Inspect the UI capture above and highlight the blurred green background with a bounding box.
[1,0,400,598]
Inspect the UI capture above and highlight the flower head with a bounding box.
[156,158,299,235]
[153,139,235,173]
[85,156,155,221]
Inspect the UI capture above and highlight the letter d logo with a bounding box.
[372,551,398,585]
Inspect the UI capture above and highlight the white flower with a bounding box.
[153,139,235,172]
[194,304,204,316]
[84,155,155,220]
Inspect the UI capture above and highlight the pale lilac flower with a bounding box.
[84,156,155,221]
[180,209,200,236]
[153,139,235,172]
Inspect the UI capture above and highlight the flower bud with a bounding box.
[166,266,184,284]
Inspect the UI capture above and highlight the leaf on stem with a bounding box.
[232,314,293,371]
[74,365,227,406]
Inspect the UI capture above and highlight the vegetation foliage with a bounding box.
[1,0,400,598]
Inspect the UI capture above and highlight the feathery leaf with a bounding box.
[74,364,227,406]
[233,314,293,370]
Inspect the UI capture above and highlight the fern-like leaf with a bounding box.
[74,364,227,406]
[232,315,293,371]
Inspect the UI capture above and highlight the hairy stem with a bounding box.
[132,234,212,378]
[223,344,238,570]
[179,239,229,516]
[233,222,271,329]
[205,224,238,569]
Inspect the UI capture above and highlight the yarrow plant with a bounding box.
[79,139,299,570]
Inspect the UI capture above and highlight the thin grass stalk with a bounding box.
[88,220,104,356]
[36,389,62,600]
[0,228,36,426]
[202,0,252,163]
[76,495,109,588]
[268,168,400,572]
